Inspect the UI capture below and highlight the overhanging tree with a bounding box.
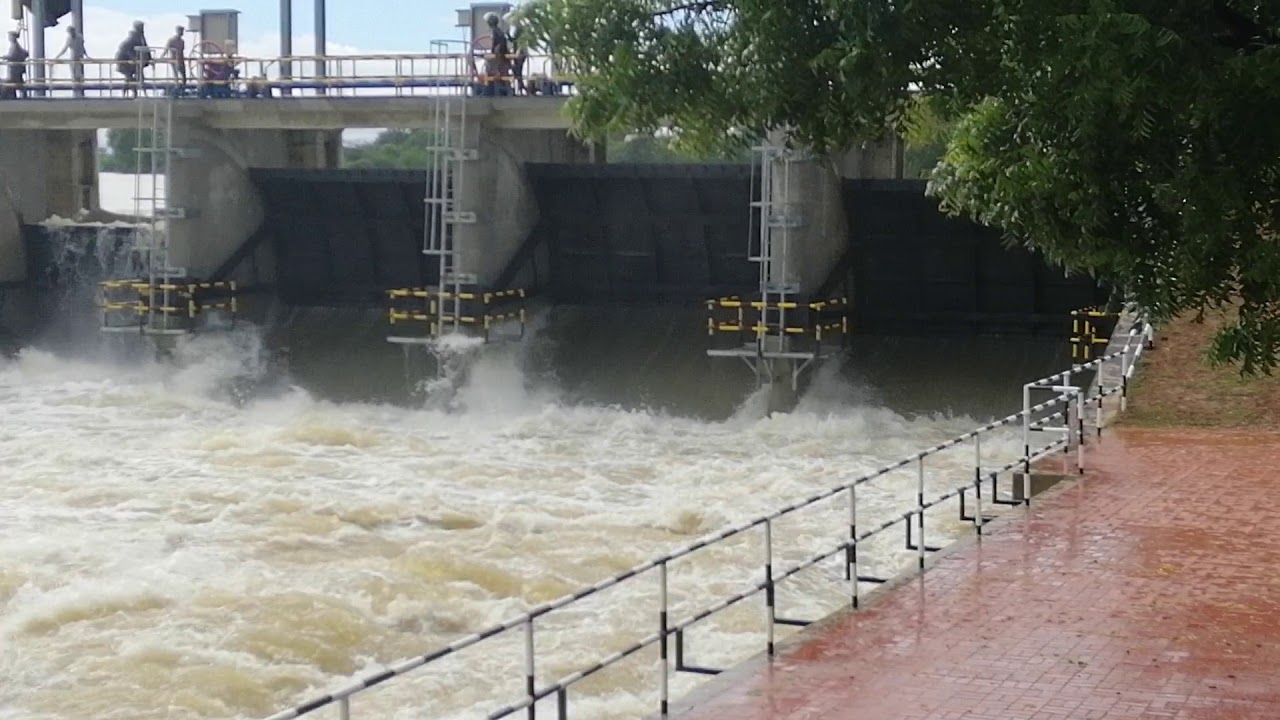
[521,0,1280,373]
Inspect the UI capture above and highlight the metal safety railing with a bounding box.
[1070,307,1121,361]
[0,51,573,99]
[707,295,849,342]
[265,313,1155,720]
[98,279,238,334]
[387,287,528,341]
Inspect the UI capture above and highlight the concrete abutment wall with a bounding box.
[0,124,340,291]
[0,129,98,285]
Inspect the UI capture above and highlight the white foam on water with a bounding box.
[40,215,141,228]
[0,324,1029,720]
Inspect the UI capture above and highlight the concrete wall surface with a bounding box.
[0,96,573,131]
[0,129,97,283]
[456,124,597,286]
[0,160,27,284]
[769,154,848,294]
[836,136,906,180]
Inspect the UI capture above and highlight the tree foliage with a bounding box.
[339,128,748,167]
[901,97,956,179]
[98,128,161,173]
[342,129,440,169]
[607,133,750,163]
[523,0,1280,373]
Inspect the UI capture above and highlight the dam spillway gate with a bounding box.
[247,158,1105,405]
[19,159,1107,399]
[250,168,1104,329]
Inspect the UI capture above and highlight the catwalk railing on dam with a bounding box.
[264,315,1155,720]
[0,49,572,98]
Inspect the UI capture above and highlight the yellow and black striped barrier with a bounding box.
[98,278,239,333]
[387,285,527,341]
[705,294,850,344]
[1070,307,1119,360]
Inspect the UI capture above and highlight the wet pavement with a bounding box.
[672,429,1280,720]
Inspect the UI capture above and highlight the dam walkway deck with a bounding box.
[672,428,1280,720]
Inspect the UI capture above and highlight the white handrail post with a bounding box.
[1120,339,1132,412]
[1095,384,1103,438]
[1059,372,1071,455]
[1075,388,1085,474]
[763,518,775,656]
[974,433,984,535]
[524,618,536,720]
[848,484,859,608]
[916,456,926,570]
[338,697,350,720]
[658,560,669,717]
[1021,383,1032,506]
[1065,390,1077,474]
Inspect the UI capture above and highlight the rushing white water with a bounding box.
[0,323,1038,720]
[0,173,1048,719]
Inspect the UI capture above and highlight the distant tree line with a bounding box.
[98,128,166,174]
[343,129,439,169]
[97,124,947,176]
[338,128,759,167]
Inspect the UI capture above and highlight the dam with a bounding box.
[0,3,1123,720]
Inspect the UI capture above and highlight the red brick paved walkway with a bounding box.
[672,429,1280,720]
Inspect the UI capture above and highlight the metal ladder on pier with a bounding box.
[425,92,478,337]
[100,96,186,336]
[706,140,842,395]
[384,55,529,399]
[386,67,528,346]
[387,91,477,346]
[99,96,236,336]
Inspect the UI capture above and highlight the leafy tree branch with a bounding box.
[525,0,1280,373]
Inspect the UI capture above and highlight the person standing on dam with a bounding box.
[55,26,88,97]
[164,26,187,91]
[507,13,529,94]
[3,31,28,100]
[115,21,151,97]
[483,12,512,92]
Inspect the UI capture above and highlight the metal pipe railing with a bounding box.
[263,314,1155,720]
[0,52,573,98]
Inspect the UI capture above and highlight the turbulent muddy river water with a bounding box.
[0,175,1070,720]
[0,325,1065,720]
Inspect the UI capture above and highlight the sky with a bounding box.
[23,1,471,58]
